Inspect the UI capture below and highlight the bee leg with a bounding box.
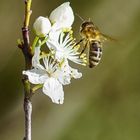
[80,41,88,55]
[75,38,84,46]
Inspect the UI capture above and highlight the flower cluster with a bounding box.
[23,2,87,104]
[33,2,74,37]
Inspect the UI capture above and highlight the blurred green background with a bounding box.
[0,0,140,140]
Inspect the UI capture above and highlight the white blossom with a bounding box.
[33,2,74,36]
[50,2,74,30]
[47,30,86,65]
[23,2,85,105]
[59,59,82,81]
[33,16,51,37]
[23,47,66,104]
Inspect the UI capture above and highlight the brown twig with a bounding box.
[18,0,32,140]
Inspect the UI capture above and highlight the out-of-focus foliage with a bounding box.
[0,0,140,140]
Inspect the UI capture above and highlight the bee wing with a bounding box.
[100,33,117,42]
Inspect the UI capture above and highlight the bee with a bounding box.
[77,19,114,68]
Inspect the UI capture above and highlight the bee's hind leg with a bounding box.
[75,38,84,46]
[74,39,88,58]
[80,41,88,56]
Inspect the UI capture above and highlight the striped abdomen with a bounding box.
[89,41,102,68]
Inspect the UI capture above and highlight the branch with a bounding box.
[24,0,32,28]
[19,1,32,140]
[23,96,32,140]
[22,0,32,70]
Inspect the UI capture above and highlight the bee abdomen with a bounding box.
[89,41,102,68]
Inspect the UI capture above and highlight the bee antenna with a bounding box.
[75,13,84,21]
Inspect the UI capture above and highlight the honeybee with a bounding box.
[78,20,114,68]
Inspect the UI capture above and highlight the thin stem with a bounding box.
[24,97,32,140]
[40,36,48,46]
[22,76,32,140]
[32,84,43,92]
[31,36,39,54]
[24,0,32,28]
[20,0,32,140]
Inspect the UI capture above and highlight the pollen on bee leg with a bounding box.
[82,60,87,66]
[74,44,80,51]
[80,53,86,58]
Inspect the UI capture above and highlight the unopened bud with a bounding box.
[33,16,51,37]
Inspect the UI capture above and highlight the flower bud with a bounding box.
[49,2,74,30]
[33,16,51,37]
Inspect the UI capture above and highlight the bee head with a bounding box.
[80,21,99,33]
[81,21,94,29]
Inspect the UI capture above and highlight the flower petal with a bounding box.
[47,38,59,51]
[23,69,48,84]
[46,30,62,52]
[43,78,64,104]
[33,16,51,37]
[57,59,82,83]
[56,59,70,85]
[49,2,74,30]
[57,69,71,85]
[70,67,82,79]
[32,46,46,70]
[55,51,65,61]
[32,46,40,67]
